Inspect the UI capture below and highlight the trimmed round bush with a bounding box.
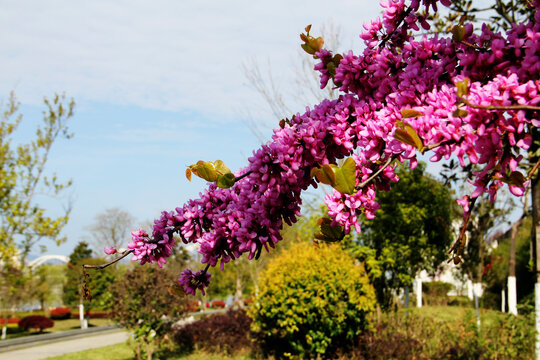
[18,315,54,332]
[49,307,72,320]
[249,242,376,359]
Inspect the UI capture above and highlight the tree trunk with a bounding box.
[508,218,522,315]
[235,273,243,306]
[404,286,409,317]
[79,302,87,329]
[501,288,506,312]
[146,341,153,360]
[415,276,422,308]
[473,283,481,330]
[136,341,141,360]
[1,315,9,340]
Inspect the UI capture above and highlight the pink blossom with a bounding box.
[104,246,117,255]
[456,196,470,213]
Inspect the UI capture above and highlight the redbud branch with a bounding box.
[379,7,413,48]
[464,98,540,112]
[83,249,134,270]
[201,263,211,274]
[448,196,478,258]
[460,41,483,50]
[527,157,540,180]
[357,155,397,189]
[234,170,253,182]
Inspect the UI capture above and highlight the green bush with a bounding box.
[110,266,187,360]
[249,242,376,359]
[352,309,534,359]
[422,281,453,306]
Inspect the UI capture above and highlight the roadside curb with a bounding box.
[0,325,122,353]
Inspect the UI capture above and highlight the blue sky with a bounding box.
[1,0,384,257]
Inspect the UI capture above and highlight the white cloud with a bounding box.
[0,0,382,119]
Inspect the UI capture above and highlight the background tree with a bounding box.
[428,0,536,33]
[29,264,66,311]
[0,92,74,338]
[63,241,92,306]
[64,241,116,312]
[86,207,135,254]
[353,162,455,309]
[0,92,74,265]
[110,266,186,360]
[0,264,28,339]
[483,216,535,310]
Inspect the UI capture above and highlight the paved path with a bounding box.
[0,329,130,360]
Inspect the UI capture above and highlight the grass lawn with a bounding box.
[406,304,508,327]
[44,342,251,360]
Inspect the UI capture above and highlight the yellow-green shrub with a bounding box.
[249,242,376,358]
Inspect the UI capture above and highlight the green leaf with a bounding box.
[452,109,468,117]
[214,160,231,176]
[197,161,218,182]
[311,164,337,186]
[188,160,234,183]
[400,109,424,119]
[452,25,466,42]
[301,43,316,55]
[216,173,236,188]
[314,218,345,242]
[333,157,356,195]
[394,123,424,152]
[456,78,470,97]
[312,159,356,195]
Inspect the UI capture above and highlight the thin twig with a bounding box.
[357,155,396,189]
[201,263,211,274]
[83,249,134,270]
[466,101,540,112]
[527,157,540,180]
[234,170,253,182]
[424,138,456,152]
[379,7,413,48]
[448,196,478,257]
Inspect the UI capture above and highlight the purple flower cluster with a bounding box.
[117,0,540,295]
[127,227,174,268]
[178,269,212,296]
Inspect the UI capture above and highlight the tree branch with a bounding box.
[83,249,133,270]
[448,196,478,262]
[356,156,397,189]
[528,157,540,180]
[466,101,540,112]
[235,171,253,182]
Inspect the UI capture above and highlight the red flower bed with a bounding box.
[211,300,226,308]
[50,307,72,320]
[186,299,201,312]
[0,318,21,325]
[88,311,111,319]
